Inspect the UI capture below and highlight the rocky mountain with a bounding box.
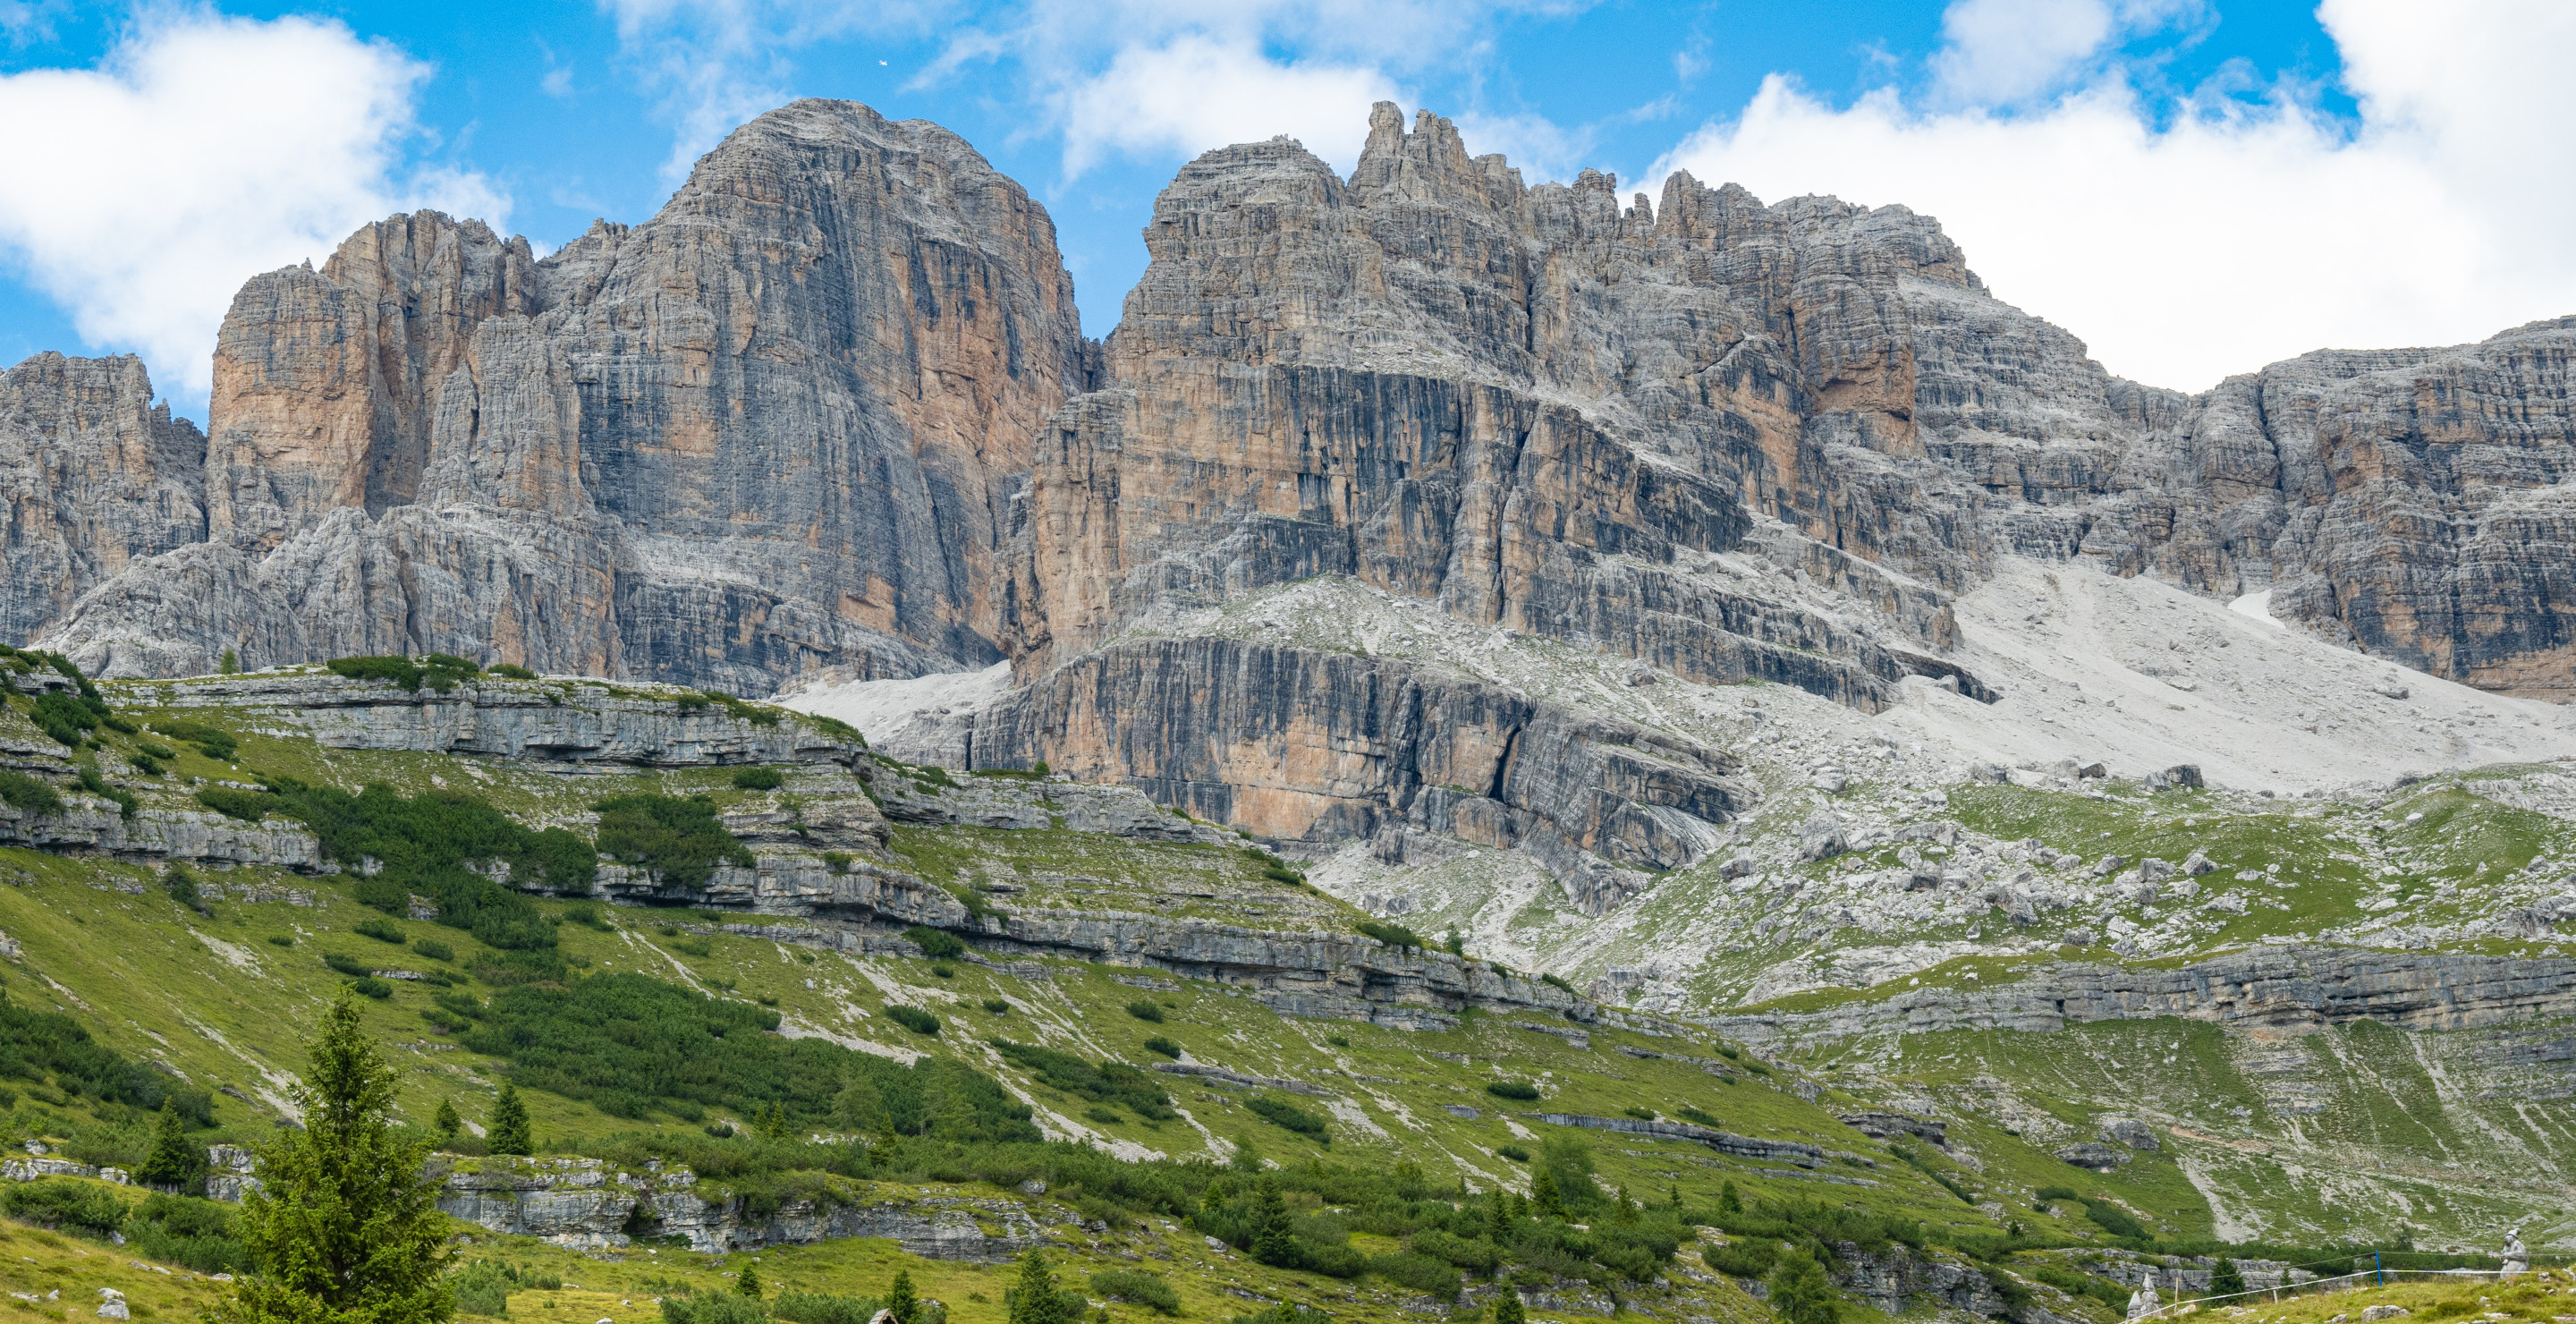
[25,100,1087,693]
[5,95,2575,905]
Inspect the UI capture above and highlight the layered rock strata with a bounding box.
[440,1158,1044,1256]
[1705,944,2576,1046]
[45,100,1090,692]
[0,354,205,647]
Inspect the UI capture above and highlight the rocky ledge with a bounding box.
[138,672,860,768]
[436,1158,1045,1256]
[1705,945,2576,1045]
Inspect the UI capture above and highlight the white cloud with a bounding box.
[1060,35,1397,174]
[599,0,954,182]
[1652,0,2576,392]
[0,12,506,400]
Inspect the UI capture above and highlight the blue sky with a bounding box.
[2,0,2568,413]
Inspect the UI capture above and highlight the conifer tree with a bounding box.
[487,1082,532,1156]
[136,1099,205,1193]
[886,1269,921,1324]
[1717,1180,1742,1218]
[2210,1260,2247,1298]
[1007,1250,1069,1324]
[1492,1288,1525,1324]
[735,1263,762,1298]
[1530,1169,1563,1218]
[219,989,454,1324]
[433,1099,462,1143]
[1249,1178,1298,1268]
[1767,1248,1839,1324]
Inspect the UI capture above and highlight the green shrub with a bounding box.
[1354,920,1424,951]
[1,1178,127,1238]
[1676,1105,1719,1126]
[991,1040,1178,1121]
[0,769,63,818]
[1142,1036,1182,1059]
[124,1193,244,1274]
[731,767,784,791]
[348,976,394,999]
[1484,1080,1540,1101]
[1125,998,1165,1023]
[1245,1095,1327,1142]
[30,690,101,746]
[146,719,235,761]
[327,655,426,689]
[595,793,753,888]
[267,935,294,947]
[769,1291,887,1324]
[1496,1144,1530,1162]
[1091,1269,1180,1315]
[1623,1107,1657,1120]
[323,952,373,977]
[669,936,713,958]
[903,926,966,959]
[73,761,137,819]
[2079,1198,2146,1240]
[929,963,955,979]
[1366,1252,1461,1301]
[886,1006,940,1036]
[487,664,539,681]
[822,852,854,874]
[356,918,405,944]
[981,998,1010,1015]
[564,904,611,930]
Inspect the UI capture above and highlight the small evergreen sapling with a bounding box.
[136,1099,206,1193]
[487,1082,532,1156]
[433,1098,462,1143]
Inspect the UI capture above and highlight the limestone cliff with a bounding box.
[46,99,1090,692]
[0,353,204,648]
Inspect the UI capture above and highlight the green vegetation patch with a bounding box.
[989,1040,1175,1121]
[595,793,755,888]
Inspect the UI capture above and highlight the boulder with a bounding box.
[2100,1116,2159,1150]
[2054,1142,2130,1171]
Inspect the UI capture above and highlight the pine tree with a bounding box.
[487,1082,532,1156]
[756,1101,792,1140]
[1249,1178,1299,1269]
[1492,1288,1526,1324]
[433,1099,462,1143]
[221,988,455,1324]
[219,649,240,675]
[735,1264,763,1298]
[135,1099,205,1193]
[886,1269,921,1324]
[1767,1248,1839,1324]
[2210,1260,2247,1298]
[1530,1169,1563,1219]
[1007,1250,1069,1324]
[1717,1180,1743,1218]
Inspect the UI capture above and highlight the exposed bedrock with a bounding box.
[44,100,1091,692]
[0,353,206,648]
[1705,944,2576,1046]
[973,636,1752,886]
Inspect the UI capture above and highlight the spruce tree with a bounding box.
[1007,1250,1069,1324]
[1530,1169,1563,1219]
[1492,1288,1525,1324]
[1717,1180,1742,1218]
[886,1269,921,1324]
[1767,1248,1839,1324]
[1249,1178,1298,1268]
[487,1082,532,1156]
[136,1099,205,1193]
[220,989,454,1324]
[735,1264,763,1298]
[2210,1260,2247,1298]
[433,1099,462,1143]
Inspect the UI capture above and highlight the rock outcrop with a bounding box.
[0,354,205,648]
[436,1158,1044,1256]
[1707,944,2576,1046]
[44,100,1090,693]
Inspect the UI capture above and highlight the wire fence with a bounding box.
[2128,1265,2535,1320]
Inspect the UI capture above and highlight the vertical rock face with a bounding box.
[46,99,1089,692]
[0,353,204,647]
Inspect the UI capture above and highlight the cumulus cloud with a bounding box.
[1058,35,1398,174]
[0,13,506,400]
[919,0,1586,175]
[1651,0,2576,392]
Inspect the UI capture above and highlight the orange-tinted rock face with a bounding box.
[54,100,1089,692]
[0,353,205,645]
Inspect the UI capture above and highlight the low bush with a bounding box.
[990,1040,1175,1120]
[730,767,784,791]
[1125,999,1165,1023]
[0,769,63,818]
[902,927,965,960]
[1245,1095,1327,1142]
[886,1006,940,1036]
[148,718,235,761]
[0,1179,125,1237]
[487,664,539,681]
[413,938,455,963]
[1484,1080,1540,1101]
[348,976,394,999]
[1496,1144,1530,1162]
[1353,920,1424,951]
[1142,1036,1182,1059]
[596,793,753,889]
[1091,1269,1181,1315]
[356,918,405,944]
[980,997,1009,1014]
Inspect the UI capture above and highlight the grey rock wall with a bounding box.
[0,353,204,648]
